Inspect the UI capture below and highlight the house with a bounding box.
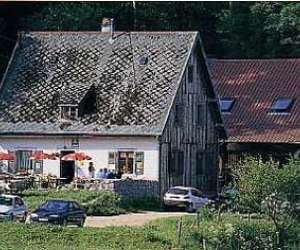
[209,59,300,173]
[0,23,225,194]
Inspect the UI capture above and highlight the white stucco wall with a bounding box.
[0,136,160,180]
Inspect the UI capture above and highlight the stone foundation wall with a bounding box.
[82,179,160,198]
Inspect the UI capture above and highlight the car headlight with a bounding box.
[30,213,38,218]
[49,214,59,218]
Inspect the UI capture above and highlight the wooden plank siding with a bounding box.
[159,38,220,195]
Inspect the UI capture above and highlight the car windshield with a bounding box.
[38,200,69,212]
[168,188,188,195]
[0,196,13,206]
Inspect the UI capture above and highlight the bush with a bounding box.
[22,189,124,216]
[189,213,278,250]
[21,189,162,216]
[233,157,300,213]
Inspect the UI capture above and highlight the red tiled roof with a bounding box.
[209,59,300,143]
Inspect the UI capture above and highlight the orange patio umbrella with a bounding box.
[61,152,92,161]
[30,152,58,160]
[0,152,14,161]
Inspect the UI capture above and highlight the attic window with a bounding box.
[270,98,294,113]
[60,105,78,120]
[219,98,235,113]
[138,56,148,65]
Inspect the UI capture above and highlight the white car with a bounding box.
[163,186,210,212]
[0,194,28,222]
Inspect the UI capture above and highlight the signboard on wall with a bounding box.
[71,138,80,149]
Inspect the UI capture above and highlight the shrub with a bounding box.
[233,157,300,213]
[22,189,124,216]
[21,189,162,216]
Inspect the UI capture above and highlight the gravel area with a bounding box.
[85,211,188,228]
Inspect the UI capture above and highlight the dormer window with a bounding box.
[270,98,294,113]
[60,105,78,120]
[219,98,235,113]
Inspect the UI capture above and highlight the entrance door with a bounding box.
[60,150,75,183]
[117,152,134,177]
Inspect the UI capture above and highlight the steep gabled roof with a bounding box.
[210,59,300,143]
[0,31,197,136]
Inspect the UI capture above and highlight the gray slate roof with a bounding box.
[0,31,197,135]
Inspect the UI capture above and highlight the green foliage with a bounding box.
[233,157,300,213]
[22,189,124,215]
[21,189,162,216]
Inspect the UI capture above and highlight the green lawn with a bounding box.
[2,213,299,250]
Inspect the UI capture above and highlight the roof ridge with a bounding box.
[213,58,300,62]
[19,30,198,35]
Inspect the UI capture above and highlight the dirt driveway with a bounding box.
[85,211,188,228]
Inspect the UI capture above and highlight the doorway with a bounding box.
[60,150,75,183]
[117,151,134,177]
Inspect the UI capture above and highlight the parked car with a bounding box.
[163,186,211,212]
[0,194,28,222]
[29,199,86,227]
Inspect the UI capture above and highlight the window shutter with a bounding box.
[135,152,144,175]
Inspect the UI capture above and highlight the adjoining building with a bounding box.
[210,59,300,173]
[0,23,225,194]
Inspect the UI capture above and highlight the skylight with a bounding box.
[270,98,294,113]
[219,98,235,113]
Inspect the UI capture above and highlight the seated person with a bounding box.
[107,169,116,179]
[96,169,103,179]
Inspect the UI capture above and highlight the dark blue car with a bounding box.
[30,199,86,227]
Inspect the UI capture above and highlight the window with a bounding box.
[138,55,148,65]
[135,152,144,175]
[108,152,116,165]
[270,98,294,113]
[188,65,194,83]
[60,105,78,120]
[191,189,203,198]
[15,150,33,173]
[219,98,235,113]
[117,151,134,175]
[15,198,24,207]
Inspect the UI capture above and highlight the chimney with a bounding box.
[101,18,114,33]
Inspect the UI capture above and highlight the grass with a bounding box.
[2,213,298,250]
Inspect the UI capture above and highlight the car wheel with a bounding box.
[186,203,195,213]
[78,218,85,227]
